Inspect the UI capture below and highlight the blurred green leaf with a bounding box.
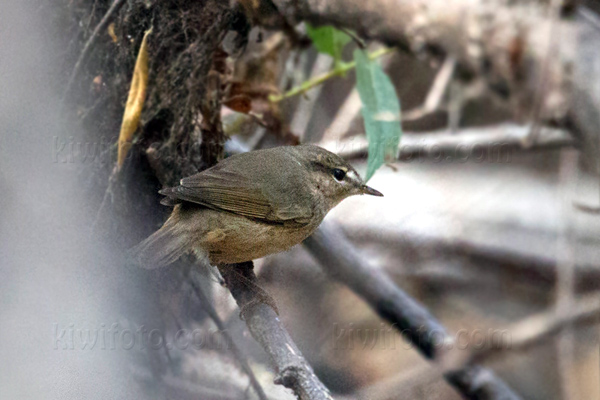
[353,49,402,181]
[306,24,351,66]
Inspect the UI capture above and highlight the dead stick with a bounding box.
[218,262,334,400]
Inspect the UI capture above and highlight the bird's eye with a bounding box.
[332,168,346,181]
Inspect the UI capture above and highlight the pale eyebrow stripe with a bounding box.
[347,170,360,180]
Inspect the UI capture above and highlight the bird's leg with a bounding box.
[218,262,279,318]
[208,263,225,286]
[193,250,225,285]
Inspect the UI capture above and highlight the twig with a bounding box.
[403,56,456,122]
[347,363,434,400]
[218,262,334,400]
[321,123,574,160]
[524,0,563,147]
[63,0,128,103]
[321,55,394,142]
[322,89,362,142]
[555,149,578,400]
[352,292,600,398]
[290,53,334,140]
[131,361,290,400]
[303,221,521,400]
[338,26,366,49]
[270,47,393,102]
[188,275,269,400]
[89,165,118,237]
[345,290,600,398]
[463,292,600,365]
[573,201,600,214]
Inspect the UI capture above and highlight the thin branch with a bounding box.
[322,89,361,142]
[63,0,128,102]
[338,26,366,49]
[524,0,563,147]
[350,292,600,399]
[347,363,434,400]
[89,165,119,236]
[290,53,334,141]
[344,290,600,399]
[218,262,334,400]
[188,275,269,400]
[462,292,600,366]
[270,47,393,102]
[321,55,394,142]
[402,56,456,122]
[303,221,521,400]
[554,149,578,400]
[321,123,574,160]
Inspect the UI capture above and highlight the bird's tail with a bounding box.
[131,211,190,269]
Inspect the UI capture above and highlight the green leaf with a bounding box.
[353,49,402,181]
[306,24,351,66]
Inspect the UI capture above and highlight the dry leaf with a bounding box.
[117,28,151,169]
[223,95,252,114]
[92,75,103,94]
[107,23,118,43]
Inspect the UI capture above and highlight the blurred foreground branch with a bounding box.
[218,262,333,400]
[304,222,521,400]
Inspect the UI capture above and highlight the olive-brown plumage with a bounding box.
[133,144,382,268]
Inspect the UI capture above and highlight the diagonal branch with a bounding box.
[303,221,521,400]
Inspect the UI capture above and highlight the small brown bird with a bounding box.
[133,144,383,268]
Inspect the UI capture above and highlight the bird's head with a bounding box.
[290,144,383,209]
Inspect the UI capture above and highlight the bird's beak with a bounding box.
[361,185,384,197]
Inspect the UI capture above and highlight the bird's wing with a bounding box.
[160,167,312,225]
